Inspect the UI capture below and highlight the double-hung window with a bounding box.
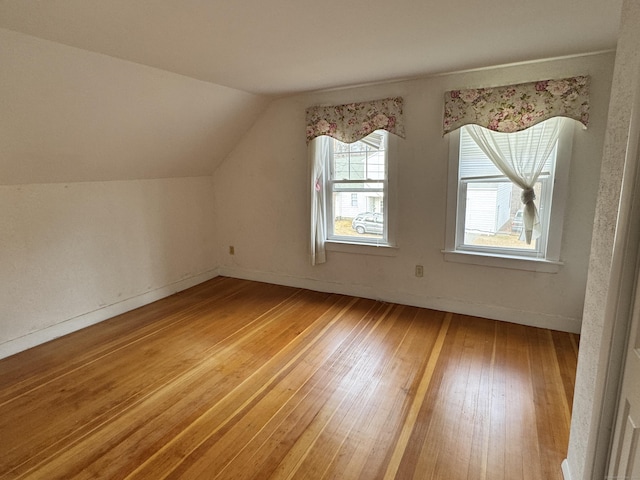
[445,118,573,271]
[307,97,404,264]
[324,130,391,246]
[441,76,589,271]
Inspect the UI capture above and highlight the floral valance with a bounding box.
[443,76,590,135]
[306,97,405,144]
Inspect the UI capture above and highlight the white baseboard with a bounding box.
[0,270,219,360]
[1,265,581,361]
[218,266,582,334]
[562,459,572,480]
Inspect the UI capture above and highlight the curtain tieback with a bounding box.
[521,188,536,205]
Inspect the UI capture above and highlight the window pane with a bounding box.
[350,153,366,179]
[459,124,556,179]
[334,141,350,154]
[333,154,350,180]
[326,130,389,244]
[459,129,503,178]
[366,153,385,180]
[331,191,384,239]
[331,136,386,181]
[461,181,541,251]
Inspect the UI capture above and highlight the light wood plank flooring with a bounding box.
[0,277,579,479]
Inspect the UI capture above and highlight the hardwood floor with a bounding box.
[0,277,579,479]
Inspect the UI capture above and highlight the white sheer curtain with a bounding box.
[465,117,564,244]
[310,137,328,265]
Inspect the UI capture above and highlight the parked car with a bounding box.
[352,212,383,234]
[511,209,524,233]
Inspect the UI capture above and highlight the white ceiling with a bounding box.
[0,0,622,96]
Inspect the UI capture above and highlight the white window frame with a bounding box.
[322,130,397,254]
[444,120,575,272]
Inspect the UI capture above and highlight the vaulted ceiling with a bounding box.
[0,0,623,96]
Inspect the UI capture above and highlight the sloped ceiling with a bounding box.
[0,28,271,184]
[0,1,623,185]
[0,0,623,96]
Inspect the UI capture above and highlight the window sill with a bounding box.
[442,249,563,273]
[326,241,398,257]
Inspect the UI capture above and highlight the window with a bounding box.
[307,97,404,264]
[445,118,573,271]
[322,130,395,246]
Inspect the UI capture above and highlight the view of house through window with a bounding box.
[326,130,388,244]
[451,119,564,259]
[461,180,545,251]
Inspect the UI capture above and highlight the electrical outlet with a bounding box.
[229,245,235,255]
[415,265,424,277]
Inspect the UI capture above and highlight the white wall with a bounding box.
[565,0,640,477]
[0,178,217,357]
[0,29,270,358]
[214,52,615,334]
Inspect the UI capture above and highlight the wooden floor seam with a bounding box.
[0,277,579,480]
